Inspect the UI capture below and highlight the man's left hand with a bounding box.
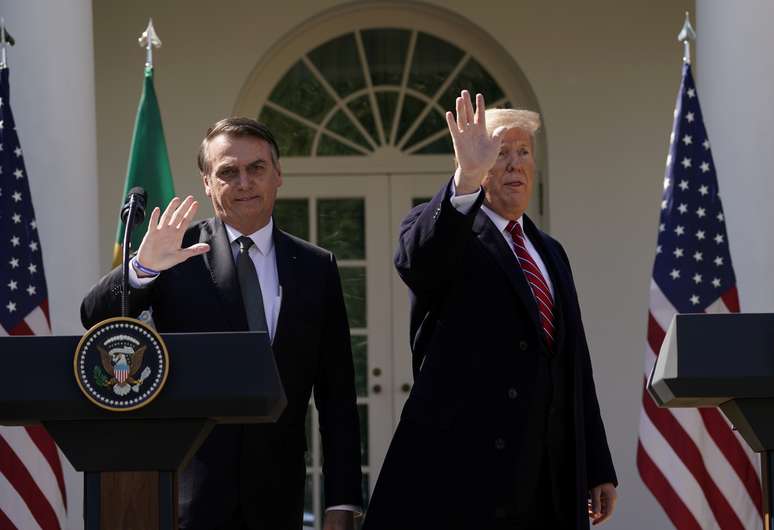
[588,482,617,525]
[323,510,355,530]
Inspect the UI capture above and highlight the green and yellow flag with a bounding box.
[112,65,175,266]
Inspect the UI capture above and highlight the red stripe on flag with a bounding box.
[637,441,702,530]
[721,287,740,312]
[641,384,744,530]
[647,313,666,356]
[8,320,32,336]
[0,436,61,530]
[0,507,19,530]
[24,426,67,510]
[698,408,763,517]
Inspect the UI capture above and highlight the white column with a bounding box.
[0,0,98,528]
[696,0,774,312]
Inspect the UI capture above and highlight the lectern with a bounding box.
[0,330,286,530]
[649,313,774,527]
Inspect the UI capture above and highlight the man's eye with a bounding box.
[497,150,507,158]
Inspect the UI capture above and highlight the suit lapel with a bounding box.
[271,228,299,354]
[201,217,248,330]
[472,211,543,335]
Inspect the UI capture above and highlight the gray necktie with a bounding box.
[236,236,268,333]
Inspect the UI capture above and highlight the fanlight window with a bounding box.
[258,29,509,156]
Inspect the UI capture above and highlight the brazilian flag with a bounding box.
[112,65,175,267]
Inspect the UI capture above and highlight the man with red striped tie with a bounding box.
[364,90,617,530]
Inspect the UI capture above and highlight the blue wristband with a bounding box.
[132,256,160,277]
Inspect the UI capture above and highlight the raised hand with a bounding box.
[446,90,507,195]
[135,196,210,273]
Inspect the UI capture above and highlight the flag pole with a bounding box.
[0,19,16,70]
[139,18,162,70]
[678,11,697,65]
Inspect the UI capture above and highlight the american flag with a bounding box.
[0,66,68,530]
[637,62,763,529]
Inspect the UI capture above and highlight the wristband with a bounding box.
[132,256,160,277]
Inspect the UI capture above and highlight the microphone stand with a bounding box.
[121,196,142,318]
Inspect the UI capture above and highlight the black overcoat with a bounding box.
[363,181,617,530]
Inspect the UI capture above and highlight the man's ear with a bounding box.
[202,174,212,197]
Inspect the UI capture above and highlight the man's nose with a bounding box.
[237,168,251,189]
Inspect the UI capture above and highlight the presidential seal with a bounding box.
[74,317,169,412]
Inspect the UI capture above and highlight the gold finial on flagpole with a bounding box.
[677,11,697,65]
[138,18,162,70]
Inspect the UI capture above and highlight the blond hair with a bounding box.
[484,108,541,138]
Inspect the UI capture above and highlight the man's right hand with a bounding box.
[135,195,210,272]
[446,90,507,195]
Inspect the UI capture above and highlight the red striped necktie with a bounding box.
[505,221,555,350]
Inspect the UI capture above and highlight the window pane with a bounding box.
[375,91,398,137]
[404,109,447,151]
[351,335,368,397]
[361,28,411,86]
[346,96,378,144]
[440,57,505,112]
[316,134,362,156]
[258,106,314,157]
[326,109,370,150]
[273,199,309,241]
[396,95,425,146]
[414,135,453,155]
[340,267,366,328]
[269,61,334,124]
[317,199,365,260]
[358,404,369,466]
[408,32,464,96]
[308,33,366,97]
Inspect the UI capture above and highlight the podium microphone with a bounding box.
[120,186,148,317]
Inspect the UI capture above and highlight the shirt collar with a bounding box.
[224,217,274,256]
[481,204,523,234]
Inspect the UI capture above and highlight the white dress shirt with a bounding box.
[450,187,554,297]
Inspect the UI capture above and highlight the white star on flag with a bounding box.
[681,157,692,169]
[10,236,19,246]
[11,213,21,223]
[674,225,685,236]
[9,257,19,268]
[11,190,21,202]
[686,112,695,122]
[28,263,37,274]
[6,301,16,312]
[687,88,696,98]
[682,135,692,146]
[29,241,38,252]
[717,212,724,221]
[26,285,36,295]
[695,230,705,240]
[699,185,709,196]
[7,280,17,290]
[692,273,702,284]
[673,248,684,258]
[679,180,689,191]
[696,208,706,218]
[14,146,22,157]
[690,294,700,305]
[703,139,710,150]
[693,251,703,262]
[714,256,724,266]
[677,203,688,214]
[712,278,721,287]
[700,162,710,173]
[670,269,680,279]
[715,234,724,244]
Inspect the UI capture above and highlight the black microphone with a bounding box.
[120,186,147,225]
[119,186,148,317]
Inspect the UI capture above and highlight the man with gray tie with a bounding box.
[81,118,362,530]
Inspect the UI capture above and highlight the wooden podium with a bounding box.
[649,313,774,529]
[0,331,286,530]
